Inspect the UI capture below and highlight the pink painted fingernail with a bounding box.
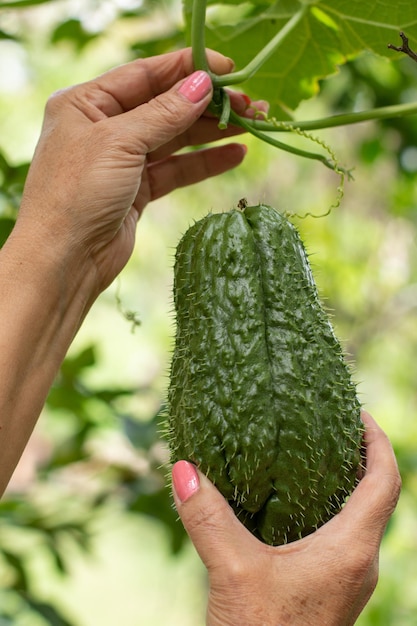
[172,460,200,503]
[179,71,212,103]
[240,93,252,107]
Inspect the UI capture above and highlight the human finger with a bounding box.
[146,116,243,163]
[328,411,401,542]
[64,48,234,119]
[227,92,270,119]
[172,461,256,572]
[148,93,269,162]
[109,70,218,156]
[146,143,247,200]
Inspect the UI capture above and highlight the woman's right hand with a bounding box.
[15,48,262,297]
[172,411,401,626]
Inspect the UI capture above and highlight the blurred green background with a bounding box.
[1,1,417,624]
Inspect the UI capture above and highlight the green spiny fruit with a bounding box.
[168,203,363,546]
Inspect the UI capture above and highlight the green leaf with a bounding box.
[60,345,97,378]
[0,29,18,41]
[185,0,417,114]
[25,599,75,626]
[50,18,99,51]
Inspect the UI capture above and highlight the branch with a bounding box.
[388,31,417,64]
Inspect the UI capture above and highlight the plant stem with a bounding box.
[218,90,231,129]
[190,0,417,170]
[229,110,340,172]
[213,7,308,87]
[245,100,417,133]
[191,0,210,73]
[190,0,307,86]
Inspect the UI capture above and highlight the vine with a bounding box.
[267,119,349,220]
[190,0,417,191]
[231,102,349,218]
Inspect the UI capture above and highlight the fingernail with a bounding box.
[240,93,252,107]
[179,71,212,103]
[172,460,200,503]
[226,57,235,71]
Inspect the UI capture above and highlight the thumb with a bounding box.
[111,71,213,154]
[172,461,252,571]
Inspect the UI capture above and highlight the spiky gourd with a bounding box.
[168,203,363,546]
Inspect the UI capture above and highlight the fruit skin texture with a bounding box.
[168,204,363,546]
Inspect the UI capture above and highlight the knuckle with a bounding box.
[381,475,402,520]
[137,96,189,154]
[372,468,402,517]
[150,95,184,123]
[221,554,250,585]
[389,471,402,507]
[45,87,72,115]
[183,506,203,536]
[185,501,220,538]
[361,455,402,515]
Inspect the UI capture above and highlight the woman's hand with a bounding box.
[0,49,261,494]
[172,411,401,626]
[16,48,256,294]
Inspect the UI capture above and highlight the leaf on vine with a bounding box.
[184,0,417,115]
